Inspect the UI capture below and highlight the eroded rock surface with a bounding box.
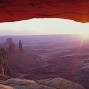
[0,77,85,89]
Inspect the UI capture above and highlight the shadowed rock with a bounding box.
[0,77,84,89]
[0,48,10,76]
[0,74,11,80]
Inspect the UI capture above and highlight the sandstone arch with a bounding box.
[0,0,88,22]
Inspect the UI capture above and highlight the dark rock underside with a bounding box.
[0,0,89,22]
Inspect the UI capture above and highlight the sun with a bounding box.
[77,34,89,40]
[76,34,89,51]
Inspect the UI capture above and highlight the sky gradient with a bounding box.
[0,18,89,36]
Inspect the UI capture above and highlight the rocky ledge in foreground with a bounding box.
[0,77,85,89]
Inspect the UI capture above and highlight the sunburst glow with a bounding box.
[77,34,89,40]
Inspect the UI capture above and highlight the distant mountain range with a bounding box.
[0,35,81,45]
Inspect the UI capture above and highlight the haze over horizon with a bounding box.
[0,18,89,36]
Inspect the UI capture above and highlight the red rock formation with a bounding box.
[18,40,23,53]
[0,77,84,89]
[0,74,11,80]
[5,38,15,52]
[0,48,10,76]
[0,0,88,22]
[6,38,14,45]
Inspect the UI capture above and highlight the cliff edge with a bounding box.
[0,76,85,89]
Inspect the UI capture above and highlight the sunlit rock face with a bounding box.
[0,0,88,22]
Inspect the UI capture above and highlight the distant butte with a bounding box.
[0,0,89,22]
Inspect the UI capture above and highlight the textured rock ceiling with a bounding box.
[0,0,89,22]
